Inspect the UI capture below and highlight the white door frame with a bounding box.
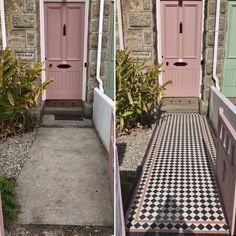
[39,0,89,101]
[156,0,205,98]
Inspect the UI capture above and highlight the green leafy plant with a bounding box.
[0,175,21,226]
[0,47,53,138]
[116,48,172,134]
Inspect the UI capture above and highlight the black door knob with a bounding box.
[49,64,52,67]
[166,62,169,66]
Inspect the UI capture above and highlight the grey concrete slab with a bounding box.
[16,128,113,226]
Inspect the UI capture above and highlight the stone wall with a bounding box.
[86,0,111,111]
[4,0,39,62]
[202,0,228,103]
[120,0,156,63]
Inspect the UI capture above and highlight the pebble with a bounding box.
[0,130,37,179]
[117,126,154,172]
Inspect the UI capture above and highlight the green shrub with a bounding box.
[0,175,21,226]
[116,48,171,135]
[0,47,53,137]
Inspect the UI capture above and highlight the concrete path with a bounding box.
[16,127,113,226]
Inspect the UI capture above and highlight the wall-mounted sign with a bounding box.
[133,51,151,59]
[15,51,35,60]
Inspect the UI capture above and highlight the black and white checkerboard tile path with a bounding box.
[126,113,229,235]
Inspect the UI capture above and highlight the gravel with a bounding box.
[117,126,155,172]
[0,130,37,179]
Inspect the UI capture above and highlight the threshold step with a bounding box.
[44,106,83,116]
[161,104,199,113]
[45,99,83,107]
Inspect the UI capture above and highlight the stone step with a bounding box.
[44,106,83,116]
[41,115,93,128]
[45,99,83,107]
[161,97,199,113]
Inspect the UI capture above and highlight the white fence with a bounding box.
[209,86,236,134]
[93,88,115,152]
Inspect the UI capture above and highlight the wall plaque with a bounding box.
[133,51,151,59]
[15,51,35,60]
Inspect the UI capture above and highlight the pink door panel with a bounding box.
[45,3,85,100]
[161,0,202,97]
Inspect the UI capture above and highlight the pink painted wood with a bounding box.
[44,3,85,99]
[0,195,4,236]
[216,107,236,236]
[115,147,126,236]
[108,107,114,203]
[160,0,202,97]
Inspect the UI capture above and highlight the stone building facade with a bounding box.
[1,0,112,117]
[119,0,229,112]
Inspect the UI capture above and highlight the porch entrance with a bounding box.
[160,0,202,97]
[44,2,85,100]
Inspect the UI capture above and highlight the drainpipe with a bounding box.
[212,0,221,90]
[116,0,124,49]
[0,0,6,49]
[96,0,105,93]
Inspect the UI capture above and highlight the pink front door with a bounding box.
[161,0,202,97]
[44,3,85,99]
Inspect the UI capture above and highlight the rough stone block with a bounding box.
[199,100,209,115]
[90,50,108,63]
[26,31,36,46]
[25,0,35,12]
[206,63,213,75]
[128,13,152,28]
[8,37,25,47]
[92,3,110,17]
[91,19,109,33]
[143,0,151,11]
[83,102,93,119]
[12,13,36,28]
[207,1,216,16]
[126,36,143,46]
[144,31,153,45]
[90,35,98,48]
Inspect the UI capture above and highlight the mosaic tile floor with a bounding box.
[126,113,229,235]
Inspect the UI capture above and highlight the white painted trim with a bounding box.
[39,0,89,101]
[96,0,104,92]
[0,0,7,49]
[156,0,205,98]
[213,0,221,91]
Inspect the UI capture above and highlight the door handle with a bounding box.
[166,62,169,66]
[179,22,183,34]
[49,64,52,67]
[174,62,188,66]
[63,24,66,36]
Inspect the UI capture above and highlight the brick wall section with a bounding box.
[202,0,227,102]
[120,0,156,63]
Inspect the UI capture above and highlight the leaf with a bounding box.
[127,92,134,105]
[7,91,14,106]
[123,111,133,117]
